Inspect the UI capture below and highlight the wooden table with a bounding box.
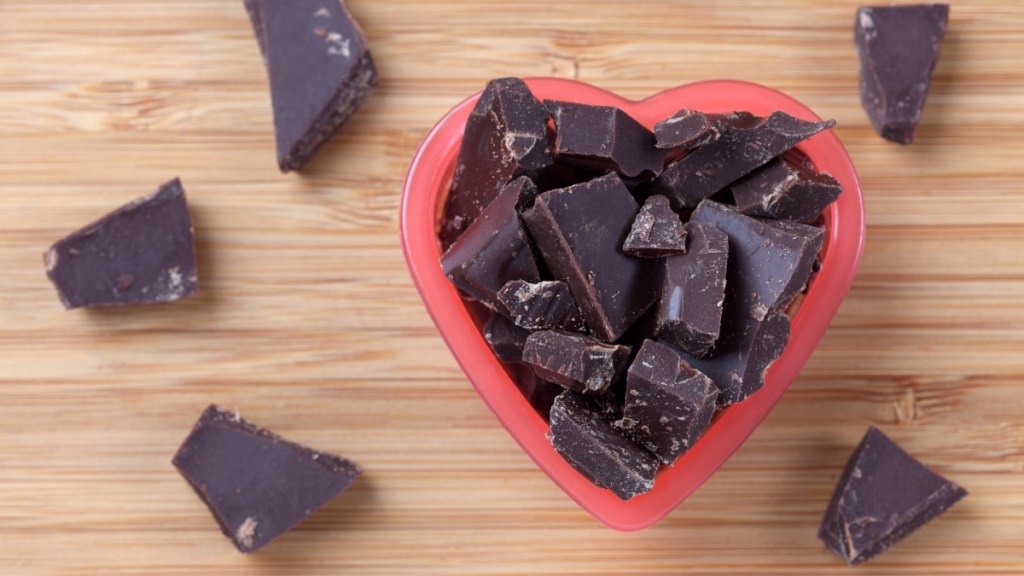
[1,1,1022,574]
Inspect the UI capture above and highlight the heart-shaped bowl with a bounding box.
[400,78,864,531]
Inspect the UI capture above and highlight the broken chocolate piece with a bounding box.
[44,178,198,310]
[731,156,843,224]
[441,177,540,311]
[545,100,663,178]
[483,311,531,363]
[651,111,836,209]
[656,221,729,357]
[172,405,361,553]
[244,0,378,172]
[508,363,563,417]
[622,195,687,258]
[617,340,718,464]
[819,426,967,565]
[497,280,587,332]
[684,200,823,403]
[522,330,631,395]
[441,78,553,245]
[521,173,658,341]
[855,5,950,144]
[548,391,658,500]
[653,108,720,150]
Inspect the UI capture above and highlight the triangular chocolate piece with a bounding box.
[173,406,361,553]
[653,108,720,150]
[819,427,967,564]
[245,0,378,172]
[44,178,197,309]
[622,195,688,258]
[855,5,949,144]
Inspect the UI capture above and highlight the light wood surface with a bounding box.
[1,1,1023,574]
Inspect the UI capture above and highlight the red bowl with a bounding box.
[400,78,865,531]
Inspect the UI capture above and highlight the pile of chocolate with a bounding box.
[440,78,843,500]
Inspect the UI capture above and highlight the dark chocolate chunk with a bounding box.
[617,340,718,464]
[653,108,720,150]
[441,177,540,311]
[441,78,553,245]
[651,111,836,209]
[172,405,361,553]
[622,195,687,258]
[497,280,587,332]
[244,0,378,172]
[656,221,729,357]
[545,100,663,178]
[522,330,631,395]
[855,5,950,145]
[731,156,843,224]
[44,178,197,310]
[819,426,967,565]
[548,391,658,500]
[483,311,531,363]
[521,173,658,342]
[508,363,563,418]
[684,200,823,404]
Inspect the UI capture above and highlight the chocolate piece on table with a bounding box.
[44,178,197,310]
[650,111,836,210]
[523,330,631,395]
[244,0,377,172]
[172,406,361,554]
[656,221,729,357]
[548,391,658,500]
[684,200,823,404]
[497,280,587,332]
[440,78,553,246]
[441,177,541,311]
[521,173,658,342]
[617,340,718,464]
[545,100,664,179]
[483,311,531,363]
[854,5,950,145]
[622,195,687,258]
[731,156,843,224]
[819,426,967,565]
[653,108,720,150]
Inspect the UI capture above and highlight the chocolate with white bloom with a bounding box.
[44,178,197,310]
[622,195,688,258]
[819,426,967,565]
[618,340,718,464]
[656,221,729,357]
[731,156,843,224]
[497,279,587,332]
[546,100,664,178]
[548,391,658,500]
[651,111,835,209]
[653,108,720,150]
[522,330,631,395]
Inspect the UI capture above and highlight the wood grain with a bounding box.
[1,0,1023,574]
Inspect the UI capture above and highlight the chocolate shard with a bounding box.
[653,108,720,150]
[441,78,553,245]
[731,156,844,224]
[521,173,658,342]
[545,100,664,179]
[617,340,718,464]
[172,405,361,553]
[508,363,564,418]
[522,330,631,395]
[483,311,531,363]
[548,391,658,500]
[244,0,378,172]
[650,111,836,209]
[497,280,587,332]
[622,195,688,258]
[44,178,198,310]
[819,426,967,565]
[441,177,541,311]
[656,221,729,357]
[683,200,823,404]
[855,5,950,145]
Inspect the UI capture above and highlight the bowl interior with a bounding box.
[400,78,864,531]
